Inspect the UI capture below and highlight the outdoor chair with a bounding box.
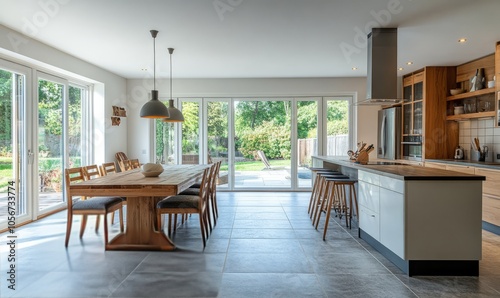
[256,150,284,170]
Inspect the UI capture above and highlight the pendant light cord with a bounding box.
[153,36,156,90]
[168,48,174,100]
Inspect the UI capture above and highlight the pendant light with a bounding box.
[163,48,184,122]
[140,30,170,119]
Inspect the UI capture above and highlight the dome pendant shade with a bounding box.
[140,90,170,118]
[163,99,184,122]
[162,47,184,122]
[140,30,170,119]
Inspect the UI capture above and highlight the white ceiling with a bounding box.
[1,0,500,79]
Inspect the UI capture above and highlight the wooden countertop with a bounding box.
[313,156,486,181]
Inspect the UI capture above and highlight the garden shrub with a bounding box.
[239,121,290,160]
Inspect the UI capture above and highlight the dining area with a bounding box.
[64,159,221,251]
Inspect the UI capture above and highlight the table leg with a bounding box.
[106,196,176,251]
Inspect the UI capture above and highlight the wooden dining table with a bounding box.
[69,164,209,251]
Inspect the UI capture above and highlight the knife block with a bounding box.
[355,151,369,165]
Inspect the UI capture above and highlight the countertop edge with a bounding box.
[425,159,500,170]
[313,156,486,181]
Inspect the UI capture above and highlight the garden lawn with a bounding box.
[0,157,13,192]
[221,159,290,171]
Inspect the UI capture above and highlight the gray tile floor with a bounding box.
[1,192,499,297]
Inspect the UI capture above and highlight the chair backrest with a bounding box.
[64,167,86,211]
[209,161,222,193]
[198,167,211,211]
[130,159,140,169]
[115,152,129,172]
[257,150,272,169]
[115,152,128,163]
[83,164,101,180]
[119,159,133,172]
[100,162,117,176]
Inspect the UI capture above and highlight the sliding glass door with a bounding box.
[234,99,292,189]
[206,99,229,188]
[36,75,88,214]
[0,61,31,228]
[296,99,319,188]
[37,75,66,212]
[324,97,351,156]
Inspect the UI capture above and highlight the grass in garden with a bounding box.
[0,157,13,192]
[221,159,290,171]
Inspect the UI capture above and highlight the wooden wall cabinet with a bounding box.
[401,67,456,160]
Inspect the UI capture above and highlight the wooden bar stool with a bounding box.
[309,171,346,220]
[308,168,342,215]
[311,174,350,226]
[318,177,358,240]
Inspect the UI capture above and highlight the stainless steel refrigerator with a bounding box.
[377,107,401,160]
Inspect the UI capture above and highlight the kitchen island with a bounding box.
[313,156,486,276]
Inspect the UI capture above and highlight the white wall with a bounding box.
[127,77,380,162]
[0,25,127,163]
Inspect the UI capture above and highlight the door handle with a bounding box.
[28,150,34,164]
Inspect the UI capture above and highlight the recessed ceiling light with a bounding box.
[398,67,404,71]
[352,67,358,70]
[458,38,467,43]
[406,62,413,65]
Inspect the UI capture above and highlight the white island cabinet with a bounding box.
[313,156,485,276]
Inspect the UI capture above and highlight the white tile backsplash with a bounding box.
[478,120,486,129]
[458,119,500,162]
[471,120,478,128]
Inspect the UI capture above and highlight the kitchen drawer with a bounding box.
[475,167,500,197]
[359,205,380,241]
[424,162,447,170]
[358,170,379,185]
[358,180,379,213]
[379,176,404,194]
[445,164,475,174]
[483,195,500,227]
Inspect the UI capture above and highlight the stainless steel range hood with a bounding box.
[357,28,401,105]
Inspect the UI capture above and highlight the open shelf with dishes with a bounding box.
[445,88,495,121]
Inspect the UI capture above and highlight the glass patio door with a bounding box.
[233,99,292,189]
[37,73,67,213]
[0,60,32,228]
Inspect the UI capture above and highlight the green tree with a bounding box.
[0,70,12,152]
[327,100,349,135]
[181,102,199,154]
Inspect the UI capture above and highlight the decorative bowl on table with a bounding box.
[140,163,164,177]
[450,88,465,96]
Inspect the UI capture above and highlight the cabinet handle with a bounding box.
[401,141,422,145]
[371,215,376,217]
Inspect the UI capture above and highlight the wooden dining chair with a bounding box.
[156,167,211,247]
[129,159,140,169]
[181,161,221,230]
[100,161,117,176]
[119,159,133,172]
[64,167,124,247]
[99,162,126,224]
